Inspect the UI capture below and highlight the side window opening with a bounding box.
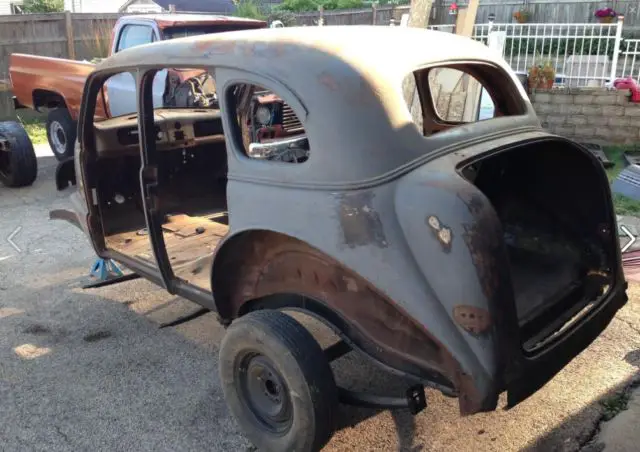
[117,25,155,53]
[227,83,309,165]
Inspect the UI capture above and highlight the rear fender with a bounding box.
[210,229,496,414]
[394,167,523,400]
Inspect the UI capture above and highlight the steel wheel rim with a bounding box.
[50,121,67,155]
[237,352,293,435]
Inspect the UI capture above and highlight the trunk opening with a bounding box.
[459,139,616,354]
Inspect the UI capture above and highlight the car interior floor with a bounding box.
[98,142,229,292]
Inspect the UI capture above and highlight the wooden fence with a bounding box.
[0,12,120,83]
[430,1,640,28]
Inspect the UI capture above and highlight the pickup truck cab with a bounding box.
[9,14,267,160]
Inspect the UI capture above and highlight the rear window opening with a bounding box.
[404,63,527,137]
[459,140,615,353]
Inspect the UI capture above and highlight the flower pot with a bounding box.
[544,79,554,89]
[598,16,614,23]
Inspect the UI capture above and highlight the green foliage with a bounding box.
[234,0,267,20]
[21,0,64,13]
[499,35,620,58]
[267,9,298,26]
[277,0,318,12]
[277,0,365,13]
[367,0,409,5]
[17,117,47,145]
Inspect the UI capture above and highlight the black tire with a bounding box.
[0,121,38,188]
[219,310,338,452]
[46,108,77,162]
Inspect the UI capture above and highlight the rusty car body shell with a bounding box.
[56,26,628,416]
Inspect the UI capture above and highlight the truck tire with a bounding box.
[219,310,338,452]
[0,121,38,188]
[46,108,77,161]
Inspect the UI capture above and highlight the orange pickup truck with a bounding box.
[10,14,267,161]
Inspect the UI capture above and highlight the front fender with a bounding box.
[395,166,522,408]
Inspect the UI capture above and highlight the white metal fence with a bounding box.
[620,38,640,83]
[427,17,635,88]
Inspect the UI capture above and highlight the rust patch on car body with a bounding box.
[453,305,492,336]
[462,221,501,300]
[337,192,388,249]
[318,72,339,91]
[193,40,237,56]
[426,215,453,253]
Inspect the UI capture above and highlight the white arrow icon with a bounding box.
[620,225,636,253]
[7,226,22,253]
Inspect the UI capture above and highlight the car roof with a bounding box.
[121,14,266,29]
[102,25,504,81]
[96,26,537,185]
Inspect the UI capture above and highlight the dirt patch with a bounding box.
[22,324,52,335]
[83,330,113,343]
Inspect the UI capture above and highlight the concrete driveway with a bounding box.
[1,146,639,451]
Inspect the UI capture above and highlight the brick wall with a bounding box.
[530,88,640,144]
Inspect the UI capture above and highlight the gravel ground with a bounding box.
[0,146,639,451]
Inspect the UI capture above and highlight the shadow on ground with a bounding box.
[522,363,640,452]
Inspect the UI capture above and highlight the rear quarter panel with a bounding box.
[223,175,500,410]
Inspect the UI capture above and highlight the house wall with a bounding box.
[0,0,18,15]
[530,88,640,144]
[64,0,129,13]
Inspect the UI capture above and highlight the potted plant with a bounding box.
[541,60,556,89]
[527,58,556,90]
[513,8,531,24]
[528,63,542,90]
[594,7,617,23]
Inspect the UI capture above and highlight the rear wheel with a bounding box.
[219,310,338,452]
[46,108,76,161]
[0,121,38,188]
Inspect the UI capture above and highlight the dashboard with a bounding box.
[93,108,225,158]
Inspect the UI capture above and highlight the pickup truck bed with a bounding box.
[10,54,104,119]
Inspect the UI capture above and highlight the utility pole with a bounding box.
[402,0,434,127]
[406,0,433,29]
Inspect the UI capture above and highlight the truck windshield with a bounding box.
[163,25,263,40]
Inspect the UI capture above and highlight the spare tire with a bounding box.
[46,108,77,162]
[0,121,38,188]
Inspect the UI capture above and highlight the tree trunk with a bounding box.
[402,0,434,130]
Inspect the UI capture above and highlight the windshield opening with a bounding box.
[163,24,264,40]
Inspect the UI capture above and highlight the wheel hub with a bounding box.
[50,121,67,154]
[238,353,293,434]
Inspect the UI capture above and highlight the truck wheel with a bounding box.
[0,121,38,188]
[46,108,77,161]
[219,310,338,452]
